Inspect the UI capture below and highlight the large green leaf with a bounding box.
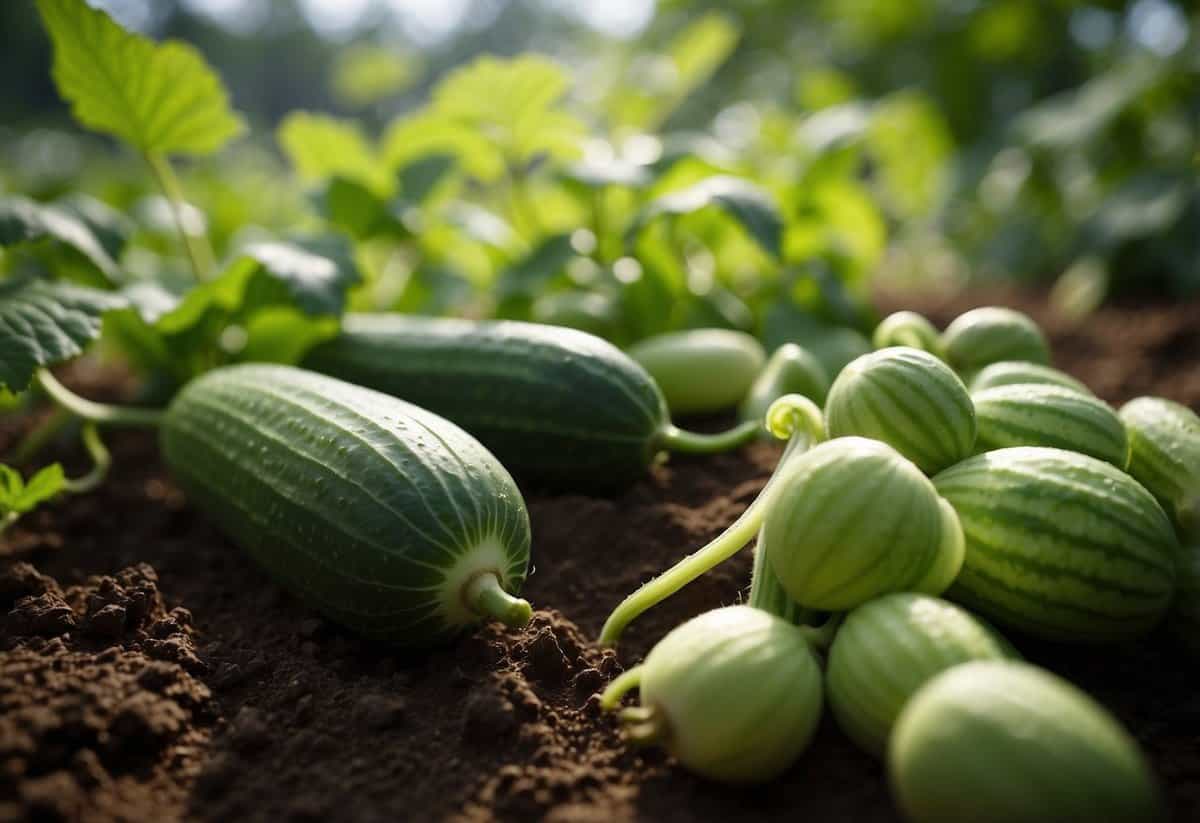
[0,277,127,391]
[627,176,784,260]
[37,0,244,155]
[278,112,388,194]
[0,195,119,283]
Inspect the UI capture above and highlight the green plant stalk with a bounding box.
[36,370,165,428]
[463,570,533,628]
[63,423,111,494]
[599,395,824,645]
[144,151,214,280]
[747,539,817,625]
[657,420,761,454]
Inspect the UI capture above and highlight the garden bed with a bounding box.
[3,291,1199,822]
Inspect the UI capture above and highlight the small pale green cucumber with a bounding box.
[826,593,1017,757]
[825,347,976,475]
[739,343,830,425]
[934,447,1178,643]
[890,661,1164,823]
[161,364,533,646]
[972,383,1128,468]
[941,306,1050,376]
[968,361,1092,395]
[600,606,822,784]
[763,437,964,611]
[627,329,766,415]
[1120,396,1200,543]
[873,311,943,357]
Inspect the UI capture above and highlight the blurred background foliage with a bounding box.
[2,0,1198,350]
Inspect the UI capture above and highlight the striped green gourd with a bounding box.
[941,307,1050,376]
[600,606,823,784]
[872,311,943,357]
[890,661,1164,823]
[968,361,1092,395]
[303,315,760,491]
[825,347,977,475]
[627,328,766,415]
[825,593,1017,757]
[762,437,965,611]
[739,342,830,425]
[161,364,532,646]
[971,384,1128,468]
[1119,396,1200,543]
[934,447,1178,643]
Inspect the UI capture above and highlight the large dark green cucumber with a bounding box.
[303,314,757,489]
[160,364,532,646]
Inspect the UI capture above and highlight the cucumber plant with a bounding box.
[940,306,1051,377]
[626,328,767,416]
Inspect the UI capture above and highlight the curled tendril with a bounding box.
[765,394,825,445]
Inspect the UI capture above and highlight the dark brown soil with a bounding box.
[2,290,1198,823]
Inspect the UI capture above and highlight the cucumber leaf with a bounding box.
[37,0,244,156]
[0,195,119,284]
[0,277,128,392]
[278,112,388,194]
[627,176,784,260]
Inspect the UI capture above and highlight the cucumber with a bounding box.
[1119,396,1200,543]
[872,311,943,356]
[826,593,1016,757]
[303,315,759,490]
[890,661,1164,823]
[738,343,829,425]
[824,347,976,475]
[968,361,1092,395]
[934,447,1178,643]
[626,329,766,416]
[160,364,533,646]
[971,384,1128,468]
[941,307,1050,376]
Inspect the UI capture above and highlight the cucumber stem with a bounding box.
[600,664,645,710]
[144,151,214,281]
[657,420,761,455]
[36,371,165,428]
[747,543,817,626]
[620,705,668,747]
[64,424,111,494]
[464,571,532,629]
[797,613,844,651]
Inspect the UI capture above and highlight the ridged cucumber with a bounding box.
[1119,396,1200,542]
[968,361,1092,395]
[941,307,1050,376]
[872,311,943,356]
[826,593,1016,757]
[303,315,759,490]
[890,661,1164,823]
[971,384,1128,467]
[825,347,976,475]
[160,364,532,645]
[934,447,1178,643]
[626,329,766,416]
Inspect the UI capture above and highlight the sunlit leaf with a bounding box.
[331,45,420,108]
[0,195,119,283]
[868,92,953,218]
[669,14,741,100]
[1083,171,1190,249]
[1015,60,1162,149]
[11,464,66,513]
[0,276,127,391]
[278,112,388,194]
[37,0,244,155]
[628,176,784,260]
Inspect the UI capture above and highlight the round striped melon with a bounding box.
[972,384,1128,468]
[762,437,965,611]
[968,361,1092,395]
[1119,396,1200,543]
[941,307,1050,376]
[890,661,1164,823]
[825,347,976,475]
[933,447,1178,643]
[826,593,1017,757]
[873,311,943,357]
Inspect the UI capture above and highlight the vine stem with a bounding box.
[63,424,111,494]
[599,395,824,646]
[144,151,214,281]
[797,613,844,651]
[599,664,645,710]
[464,571,532,629]
[657,420,760,454]
[36,371,165,428]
